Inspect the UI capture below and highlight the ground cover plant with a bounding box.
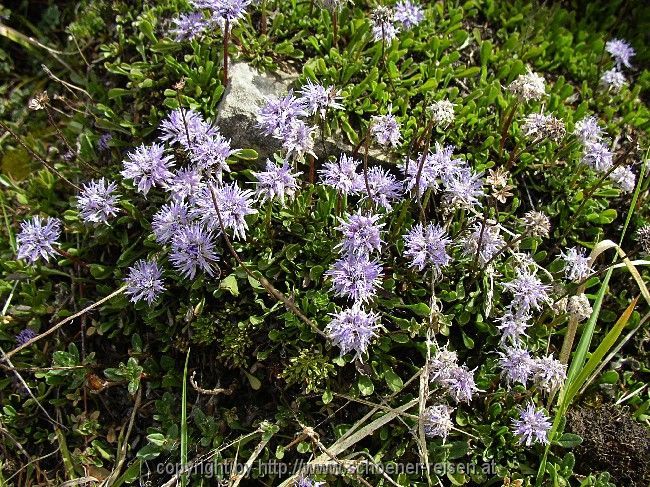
[0,0,649,485]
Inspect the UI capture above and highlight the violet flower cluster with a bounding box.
[601,38,635,92]
[258,80,343,160]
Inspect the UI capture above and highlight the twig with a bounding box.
[2,285,127,361]
[190,371,235,396]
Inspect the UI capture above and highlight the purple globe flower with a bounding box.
[357,166,403,211]
[318,153,362,196]
[121,143,175,195]
[573,116,602,144]
[159,108,216,149]
[502,269,550,315]
[282,119,316,160]
[421,404,454,440]
[462,222,505,267]
[294,476,324,487]
[325,305,380,359]
[560,247,592,282]
[498,346,534,387]
[532,355,567,393]
[442,167,484,209]
[581,141,613,173]
[152,201,192,244]
[257,91,307,137]
[335,211,384,257]
[192,182,258,240]
[167,167,204,202]
[15,328,37,346]
[394,0,424,29]
[76,178,120,224]
[171,12,209,41]
[170,223,219,279]
[190,132,239,178]
[605,38,635,69]
[97,133,112,151]
[326,253,383,303]
[600,69,626,92]
[609,166,636,194]
[124,260,166,305]
[444,365,479,403]
[253,158,302,205]
[401,143,463,196]
[403,223,452,272]
[496,310,531,345]
[16,216,61,264]
[371,109,401,147]
[429,346,458,384]
[512,402,552,446]
[299,80,344,118]
[371,7,398,44]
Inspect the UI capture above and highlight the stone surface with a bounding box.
[216,62,389,166]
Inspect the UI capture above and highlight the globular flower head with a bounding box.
[512,402,552,446]
[403,223,452,272]
[193,0,252,24]
[326,253,383,303]
[192,183,257,240]
[253,158,302,205]
[371,109,401,147]
[401,143,464,196]
[257,91,307,137]
[605,38,635,69]
[429,99,455,127]
[294,476,324,487]
[573,116,603,144]
[167,167,204,202]
[76,178,120,224]
[429,345,458,384]
[421,404,454,440]
[282,119,317,160]
[503,268,551,315]
[508,69,546,102]
[532,355,567,392]
[325,305,381,360]
[462,222,505,267]
[15,328,37,346]
[170,223,219,279]
[496,310,532,345]
[16,216,61,264]
[498,346,535,387]
[159,108,216,149]
[299,80,344,118]
[121,143,175,195]
[124,259,166,305]
[171,12,209,41]
[522,211,551,238]
[444,366,480,403]
[394,0,424,30]
[190,132,239,177]
[371,6,398,44]
[567,293,592,322]
[560,247,592,282]
[609,165,636,194]
[357,166,403,211]
[152,201,191,244]
[442,167,485,209]
[335,211,384,257]
[600,69,626,92]
[318,153,362,195]
[581,141,613,173]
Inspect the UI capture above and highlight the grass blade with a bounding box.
[181,349,191,487]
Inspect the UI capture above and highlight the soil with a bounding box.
[567,404,650,486]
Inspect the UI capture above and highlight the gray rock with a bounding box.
[216,62,390,166]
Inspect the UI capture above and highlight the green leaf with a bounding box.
[555,433,583,448]
[219,274,239,296]
[383,368,403,392]
[358,375,374,396]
